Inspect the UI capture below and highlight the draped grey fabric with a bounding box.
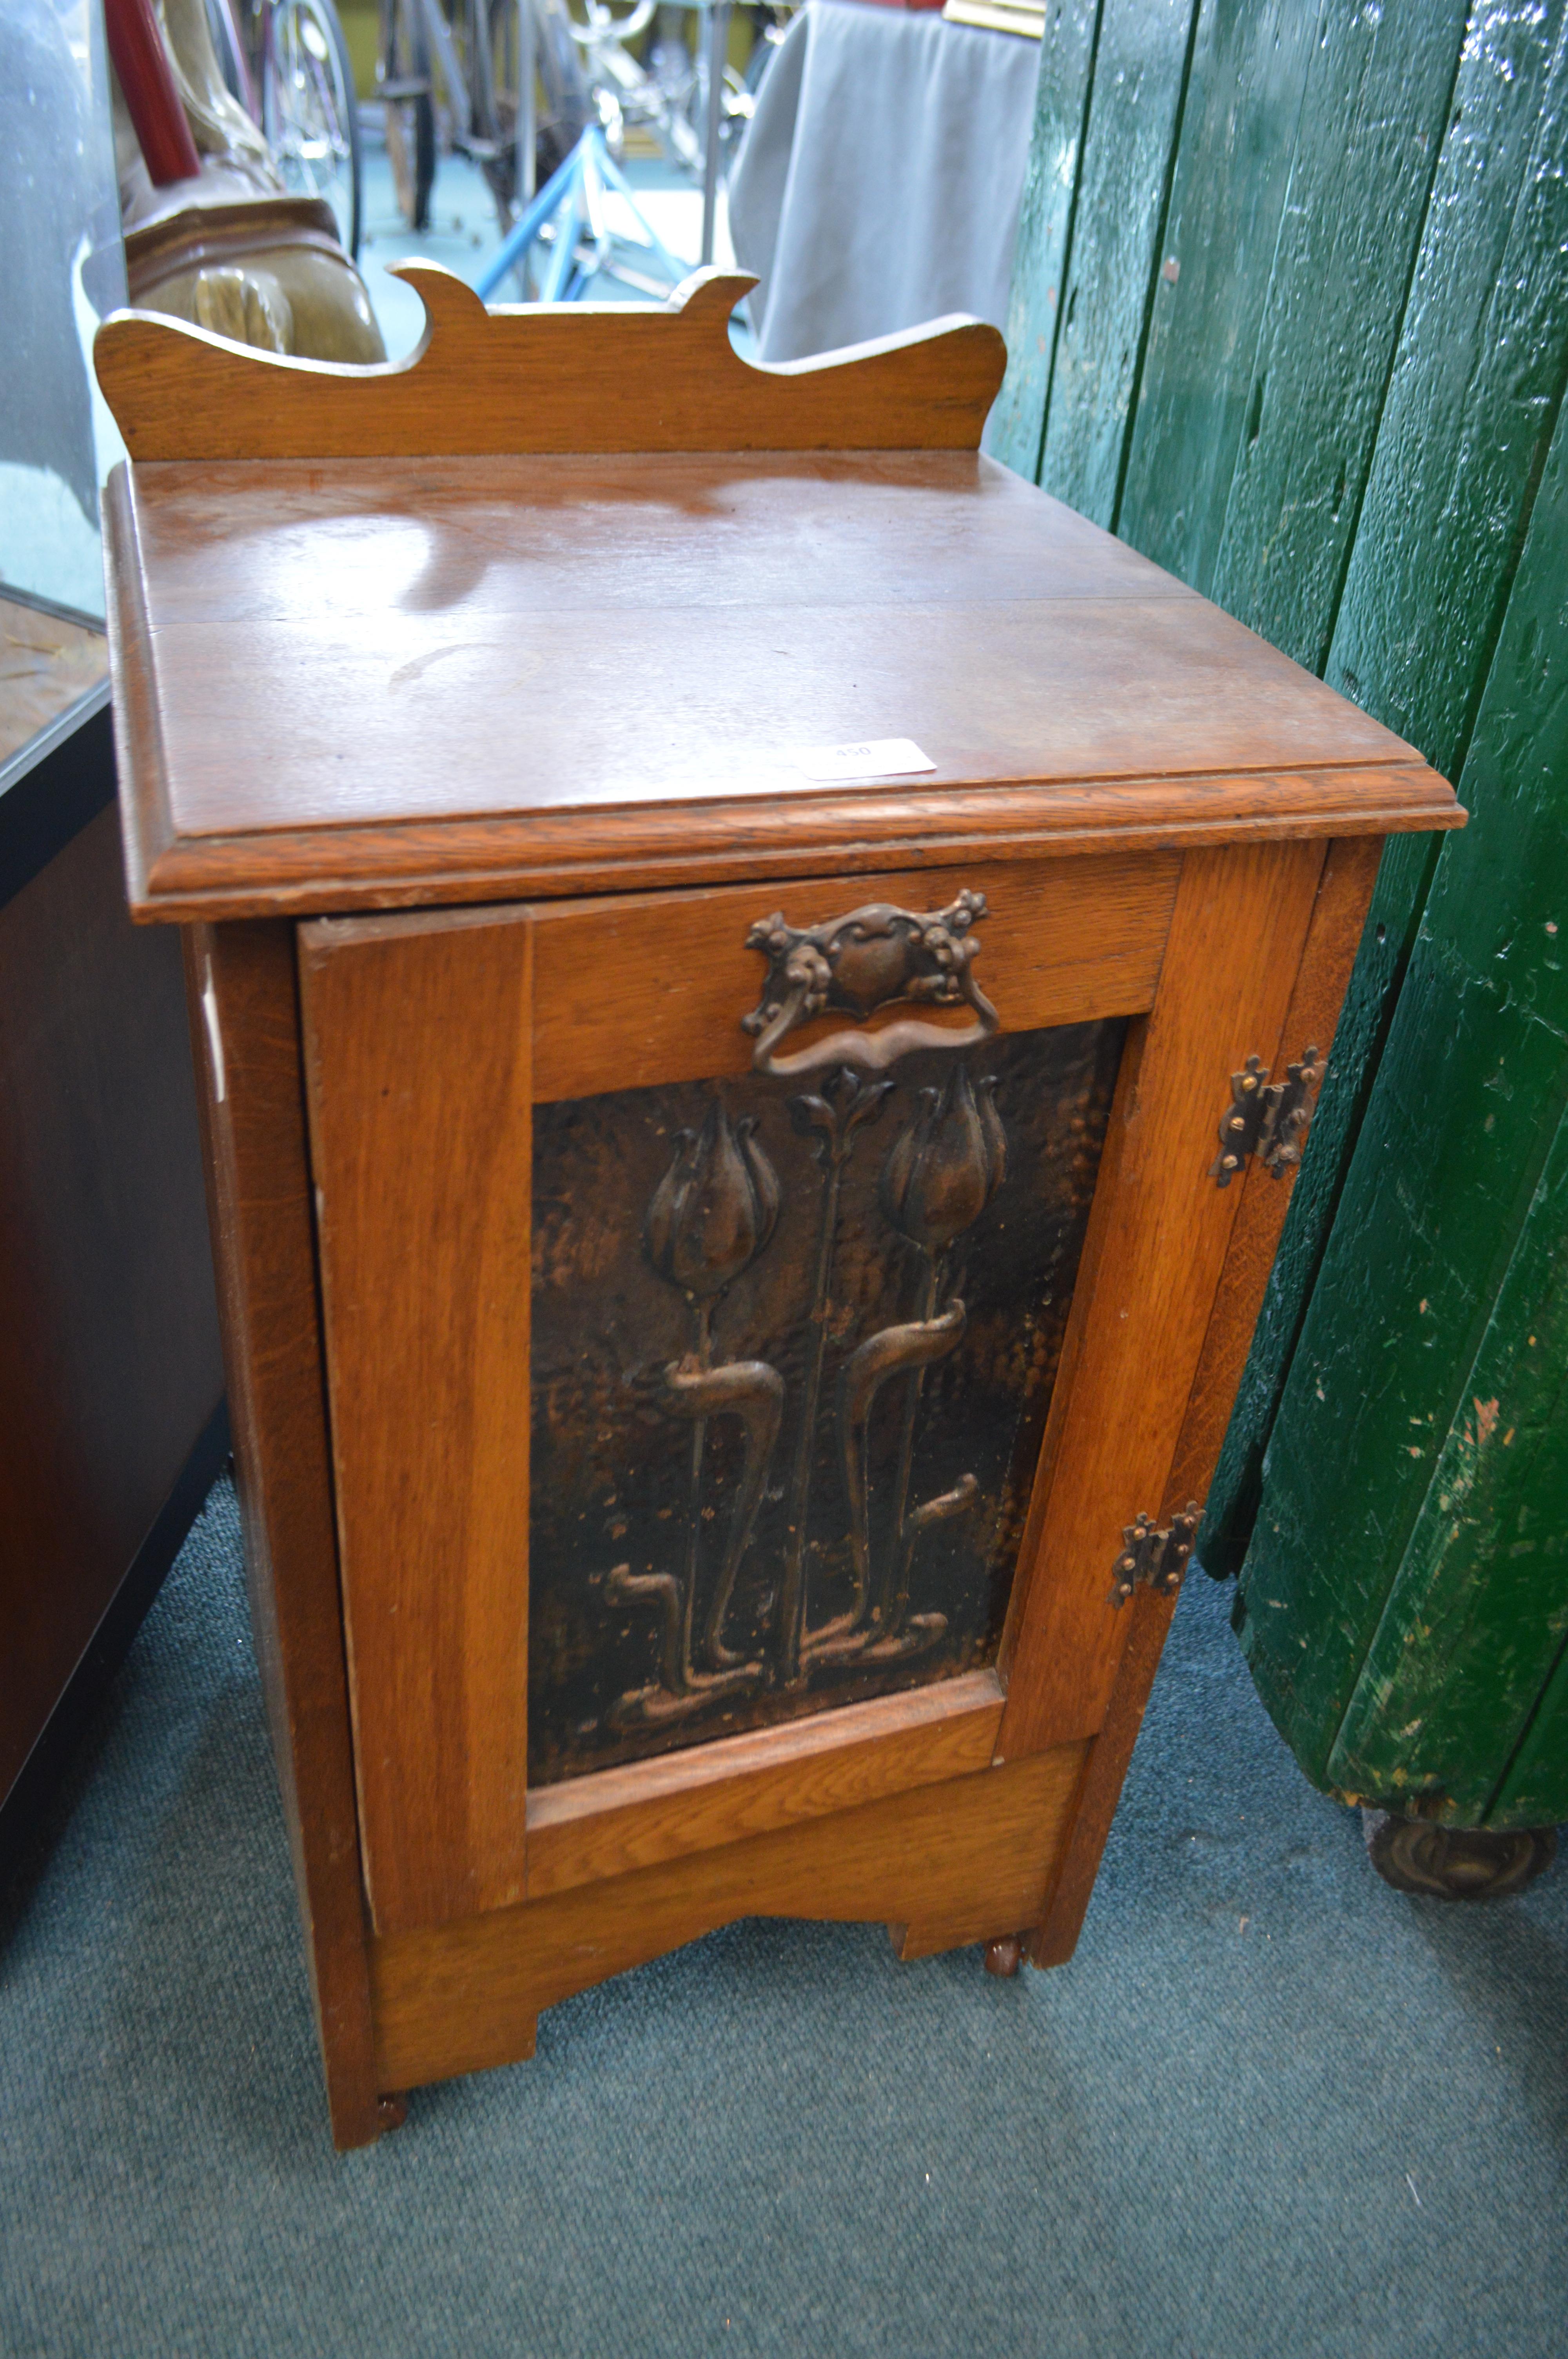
[728,3,1041,364]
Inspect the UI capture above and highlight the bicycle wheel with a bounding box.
[449,0,515,224]
[379,0,437,231]
[264,0,365,257]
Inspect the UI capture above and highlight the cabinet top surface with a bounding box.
[105,447,1460,918]
[123,444,1418,814]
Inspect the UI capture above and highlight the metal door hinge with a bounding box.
[1210,1045,1325,1187]
[1109,1503,1201,1606]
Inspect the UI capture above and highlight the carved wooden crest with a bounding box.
[93,265,1007,463]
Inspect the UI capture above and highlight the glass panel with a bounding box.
[0,0,127,625]
[529,1018,1126,1784]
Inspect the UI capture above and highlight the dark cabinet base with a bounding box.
[0,697,225,1890]
[0,1399,228,1894]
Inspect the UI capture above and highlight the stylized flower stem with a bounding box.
[836,1291,967,1634]
[882,1256,940,1632]
[776,1067,891,1686]
[867,1063,1004,1639]
[664,1347,785,1671]
[820,1061,1007,1663]
[679,1299,715,1681]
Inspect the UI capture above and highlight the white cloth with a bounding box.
[728,1,1041,363]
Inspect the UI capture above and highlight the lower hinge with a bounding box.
[1210,1045,1325,1187]
[1109,1503,1201,1607]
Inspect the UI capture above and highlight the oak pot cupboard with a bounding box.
[94,267,1461,2146]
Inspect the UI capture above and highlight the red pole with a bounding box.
[104,0,203,186]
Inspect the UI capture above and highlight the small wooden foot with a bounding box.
[983,1932,1025,1979]
[376,2093,409,2133]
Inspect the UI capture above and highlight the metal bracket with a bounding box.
[1108,1503,1201,1607]
[1210,1045,1325,1187]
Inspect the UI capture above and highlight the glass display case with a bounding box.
[1,0,125,778]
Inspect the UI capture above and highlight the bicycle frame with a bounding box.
[475,122,685,301]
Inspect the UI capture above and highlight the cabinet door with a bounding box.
[299,844,1314,1936]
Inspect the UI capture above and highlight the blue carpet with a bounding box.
[2,1474,1563,2356]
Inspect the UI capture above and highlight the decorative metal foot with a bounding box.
[983,1933,1025,1978]
[1362,1809,1558,1901]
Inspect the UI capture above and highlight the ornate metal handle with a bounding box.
[741,889,999,1078]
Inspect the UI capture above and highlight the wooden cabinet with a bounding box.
[94,268,1461,2146]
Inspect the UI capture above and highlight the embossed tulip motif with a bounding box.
[645,1102,780,1309]
[880,1062,1006,1254]
[610,1103,784,1725]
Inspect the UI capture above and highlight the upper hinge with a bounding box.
[1210,1045,1325,1187]
[1109,1503,1201,1607]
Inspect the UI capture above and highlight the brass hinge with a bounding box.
[1210,1045,1325,1187]
[1109,1503,1201,1607]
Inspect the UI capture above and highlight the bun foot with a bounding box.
[983,1932,1025,1978]
[1362,1809,1557,1901]
[376,2092,409,2132]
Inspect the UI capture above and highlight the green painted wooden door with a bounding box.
[998,0,1568,1825]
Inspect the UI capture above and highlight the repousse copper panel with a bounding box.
[529,1020,1125,1782]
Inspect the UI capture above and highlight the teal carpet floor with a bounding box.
[2,1475,1564,2357]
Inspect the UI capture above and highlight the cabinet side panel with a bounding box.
[191,921,384,2149]
[298,911,534,1935]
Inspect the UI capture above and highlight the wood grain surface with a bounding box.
[1017,836,1383,1966]
[1166,834,1382,1512]
[94,266,1006,462]
[1032,0,1197,528]
[189,921,387,2148]
[988,0,1099,476]
[298,907,535,1937]
[100,445,1459,923]
[1238,390,1568,1813]
[116,448,1417,842]
[1204,2,1466,676]
[529,851,1180,1101]
[995,838,1328,1759]
[1026,1584,1176,1970]
[526,1670,1005,1898]
[295,863,1147,1932]
[122,759,1460,927]
[1113,0,1325,594]
[370,1744,1086,2088]
[1210,7,1568,1565]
